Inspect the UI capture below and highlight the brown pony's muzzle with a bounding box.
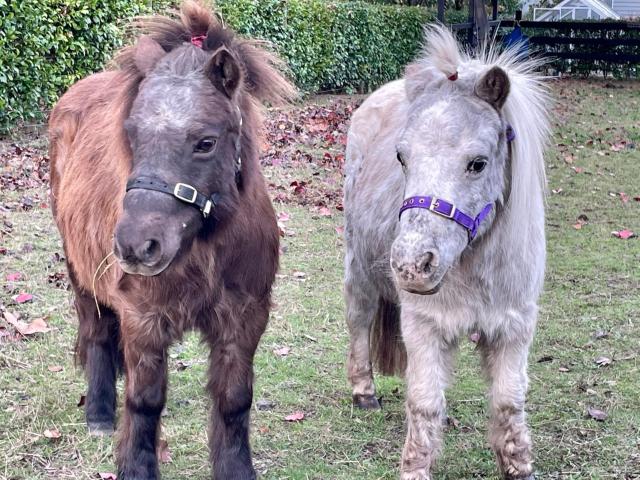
[114,218,175,276]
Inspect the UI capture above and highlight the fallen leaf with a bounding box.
[292,271,306,279]
[317,206,332,217]
[558,366,570,372]
[158,439,172,464]
[273,346,291,357]
[587,406,607,421]
[6,272,22,282]
[3,312,51,336]
[537,355,553,363]
[43,428,61,439]
[277,212,290,222]
[551,188,563,194]
[595,356,612,367]
[468,332,480,343]
[593,330,609,340]
[256,399,275,411]
[284,411,305,422]
[619,192,629,204]
[335,226,344,236]
[48,365,63,373]
[13,293,33,303]
[634,196,640,202]
[77,395,86,407]
[258,425,270,434]
[573,222,583,230]
[99,473,117,480]
[611,230,635,239]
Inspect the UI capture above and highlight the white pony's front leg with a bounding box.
[400,311,455,480]
[479,320,535,480]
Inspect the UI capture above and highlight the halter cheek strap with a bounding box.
[399,196,493,242]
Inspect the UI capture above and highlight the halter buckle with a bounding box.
[429,198,456,219]
[174,183,198,204]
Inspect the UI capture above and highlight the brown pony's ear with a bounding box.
[475,66,510,110]
[205,47,243,99]
[134,36,166,76]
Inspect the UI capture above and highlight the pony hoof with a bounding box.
[353,394,381,410]
[87,421,115,436]
[505,474,535,480]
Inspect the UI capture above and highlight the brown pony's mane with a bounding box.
[115,1,295,106]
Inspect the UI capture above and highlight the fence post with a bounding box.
[438,0,445,23]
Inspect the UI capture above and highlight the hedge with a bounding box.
[218,0,466,93]
[0,0,151,130]
[0,0,467,131]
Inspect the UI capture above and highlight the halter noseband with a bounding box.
[398,125,515,243]
[399,197,493,242]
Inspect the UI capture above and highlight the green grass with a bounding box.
[1,79,639,479]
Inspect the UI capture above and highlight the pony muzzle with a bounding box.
[113,216,179,276]
[390,242,446,295]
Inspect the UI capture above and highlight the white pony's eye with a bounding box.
[466,156,487,174]
[397,151,406,167]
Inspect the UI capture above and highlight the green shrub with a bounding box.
[218,0,466,92]
[0,0,164,131]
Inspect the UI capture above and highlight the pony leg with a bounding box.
[205,307,266,480]
[117,331,169,480]
[479,331,535,480]
[70,271,120,435]
[400,318,455,480]
[345,268,379,409]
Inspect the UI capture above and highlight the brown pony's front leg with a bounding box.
[117,322,169,480]
[205,305,267,480]
[69,268,121,435]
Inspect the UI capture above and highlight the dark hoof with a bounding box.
[87,421,115,436]
[505,474,535,480]
[353,394,381,410]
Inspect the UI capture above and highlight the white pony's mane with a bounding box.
[407,26,551,240]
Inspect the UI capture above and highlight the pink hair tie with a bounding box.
[191,35,206,48]
[448,71,458,81]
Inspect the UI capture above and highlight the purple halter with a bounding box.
[399,197,493,242]
[398,125,514,242]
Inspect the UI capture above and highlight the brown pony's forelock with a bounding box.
[114,0,295,106]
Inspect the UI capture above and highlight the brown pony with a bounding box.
[48,2,295,478]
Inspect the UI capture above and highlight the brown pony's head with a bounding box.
[112,1,294,276]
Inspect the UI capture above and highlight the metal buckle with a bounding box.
[429,197,456,219]
[173,183,198,204]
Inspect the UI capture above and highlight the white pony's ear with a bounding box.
[475,66,510,110]
[134,36,166,76]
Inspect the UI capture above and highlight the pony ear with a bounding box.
[206,47,243,99]
[475,66,510,110]
[134,36,165,76]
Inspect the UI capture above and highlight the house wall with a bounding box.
[612,0,640,18]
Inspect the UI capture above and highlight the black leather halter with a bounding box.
[125,178,221,218]
[125,107,243,219]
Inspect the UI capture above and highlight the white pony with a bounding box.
[344,26,550,479]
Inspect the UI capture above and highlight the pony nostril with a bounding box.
[139,239,161,265]
[417,250,438,274]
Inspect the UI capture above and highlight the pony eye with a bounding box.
[194,137,217,154]
[397,151,405,167]
[466,157,487,174]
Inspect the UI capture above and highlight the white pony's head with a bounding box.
[391,26,550,295]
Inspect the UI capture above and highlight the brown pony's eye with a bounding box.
[194,137,217,154]
[466,156,487,174]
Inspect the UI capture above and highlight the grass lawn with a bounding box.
[0,78,639,480]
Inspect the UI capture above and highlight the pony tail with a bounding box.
[370,297,406,376]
